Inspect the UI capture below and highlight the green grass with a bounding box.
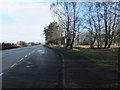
[73,47,118,71]
[50,45,118,71]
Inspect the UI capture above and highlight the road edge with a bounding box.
[45,46,65,89]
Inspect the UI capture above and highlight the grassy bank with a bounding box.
[50,46,119,71]
[73,47,118,71]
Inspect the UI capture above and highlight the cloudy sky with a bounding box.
[0,0,56,43]
[0,0,117,43]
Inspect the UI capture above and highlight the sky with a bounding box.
[0,0,56,43]
[0,0,118,43]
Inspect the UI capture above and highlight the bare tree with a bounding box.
[70,0,77,49]
[50,1,73,47]
[48,1,119,48]
[84,3,98,48]
[107,2,118,48]
[96,2,102,48]
[103,2,108,48]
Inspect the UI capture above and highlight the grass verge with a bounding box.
[50,46,119,71]
[73,47,118,71]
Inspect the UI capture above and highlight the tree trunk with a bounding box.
[70,33,75,49]
[66,38,71,47]
[104,2,108,48]
[107,40,112,48]
[107,31,115,48]
[97,7,102,48]
[70,1,76,49]
[97,36,100,48]
[65,9,71,48]
[107,3,117,48]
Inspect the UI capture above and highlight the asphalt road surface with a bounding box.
[2,45,62,88]
[2,45,41,73]
[1,45,118,88]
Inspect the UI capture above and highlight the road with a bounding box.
[2,45,42,73]
[1,45,118,88]
[2,45,62,88]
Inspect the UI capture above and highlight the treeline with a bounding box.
[0,43,19,50]
[44,1,120,49]
[0,41,41,50]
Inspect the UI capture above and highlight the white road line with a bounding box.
[20,58,23,61]
[11,63,16,68]
[28,53,31,56]
[25,55,28,58]
[0,73,3,76]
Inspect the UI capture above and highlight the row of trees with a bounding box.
[0,41,41,50]
[83,2,120,48]
[0,43,19,50]
[44,1,120,49]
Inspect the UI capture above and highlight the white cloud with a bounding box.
[0,0,54,43]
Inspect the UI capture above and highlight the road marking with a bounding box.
[25,55,28,58]
[20,58,23,62]
[0,73,3,76]
[11,63,16,68]
[28,53,31,55]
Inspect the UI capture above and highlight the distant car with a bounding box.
[42,44,46,46]
[43,44,45,46]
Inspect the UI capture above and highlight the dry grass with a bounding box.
[75,45,120,49]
